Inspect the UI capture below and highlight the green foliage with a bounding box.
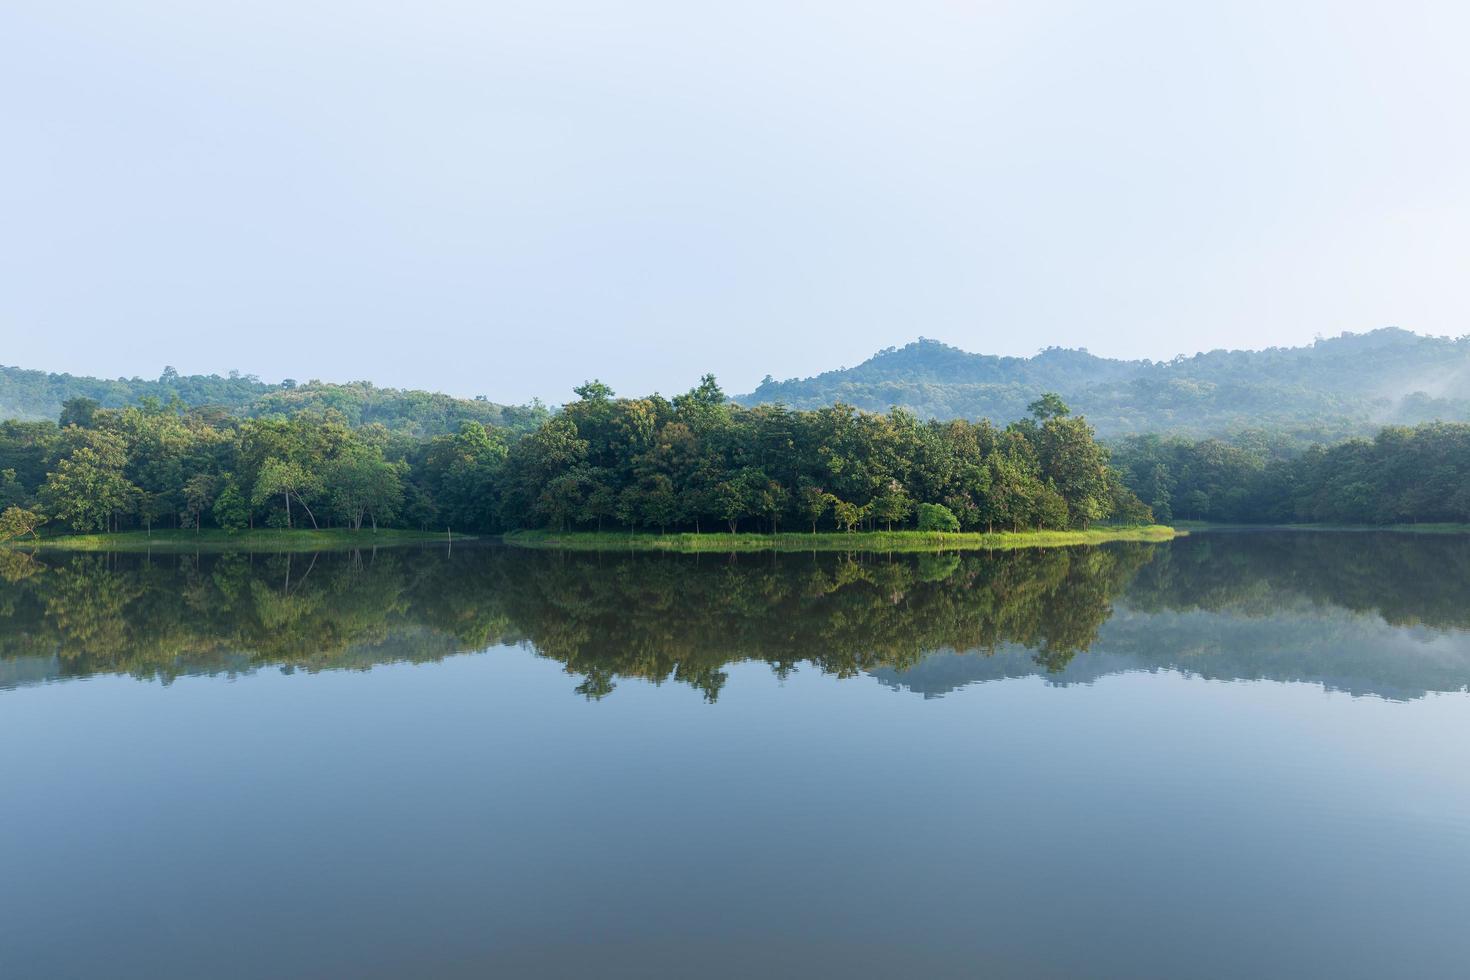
[3,373,1147,540]
[0,468,27,509]
[40,428,138,532]
[916,502,960,532]
[325,442,403,531]
[212,480,250,532]
[59,397,99,428]
[490,381,1137,535]
[1028,392,1071,421]
[870,483,914,531]
[797,484,835,532]
[1112,423,1470,525]
[0,505,44,542]
[251,458,324,529]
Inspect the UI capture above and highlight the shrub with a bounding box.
[915,502,960,532]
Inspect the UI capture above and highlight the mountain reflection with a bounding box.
[2,531,1469,700]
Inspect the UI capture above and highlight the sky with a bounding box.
[4,1,1469,404]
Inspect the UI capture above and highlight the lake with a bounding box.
[3,530,1470,978]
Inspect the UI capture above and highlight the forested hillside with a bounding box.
[0,364,544,437]
[740,329,1470,440]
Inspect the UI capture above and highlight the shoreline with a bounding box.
[502,526,1180,553]
[1174,521,1470,534]
[3,528,468,552]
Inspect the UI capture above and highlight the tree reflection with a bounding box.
[2,532,1470,700]
[0,544,1151,696]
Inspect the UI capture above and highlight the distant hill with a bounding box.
[738,329,1470,440]
[0,364,544,436]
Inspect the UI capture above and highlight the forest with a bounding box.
[0,379,1143,540]
[6,363,1470,542]
[1111,423,1470,524]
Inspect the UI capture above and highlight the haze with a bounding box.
[5,0,1468,403]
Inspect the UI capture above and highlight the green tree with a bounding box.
[0,506,44,542]
[753,475,788,533]
[59,397,100,428]
[251,458,322,529]
[712,476,753,533]
[870,482,914,531]
[41,430,138,532]
[831,498,864,533]
[1037,415,1112,528]
[212,479,250,532]
[573,379,615,402]
[326,442,404,531]
[0,468,27,510]
[1034,483,1071,529]
[797,484,834,533]
[1028,392,1071,421]
[182,473,216,531]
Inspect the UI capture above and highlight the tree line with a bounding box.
[0,378,1147,539]
[1111,422,1470,524]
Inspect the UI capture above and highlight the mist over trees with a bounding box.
[0,364,546,437]
[740,329,1470,442]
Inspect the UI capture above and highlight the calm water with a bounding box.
[3,531,1470,978]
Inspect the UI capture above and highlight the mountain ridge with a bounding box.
[738,328,1470,440]
[0,364,545,436]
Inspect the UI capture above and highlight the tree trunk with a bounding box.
[284,491,292,528]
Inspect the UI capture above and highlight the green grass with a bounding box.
[5,528,468,552]
[503,525,1180,553]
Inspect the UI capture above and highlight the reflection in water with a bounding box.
[2,531,1469,700]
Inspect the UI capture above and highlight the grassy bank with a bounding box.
[5,528,467,552]
[504,525,1179,553]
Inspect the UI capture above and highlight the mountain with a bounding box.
[0,364,545,436]
[738,329,1470,440]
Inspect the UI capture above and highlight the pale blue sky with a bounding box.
[4,1,1468,403]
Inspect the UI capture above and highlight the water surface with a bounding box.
[3,532,1470,978]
